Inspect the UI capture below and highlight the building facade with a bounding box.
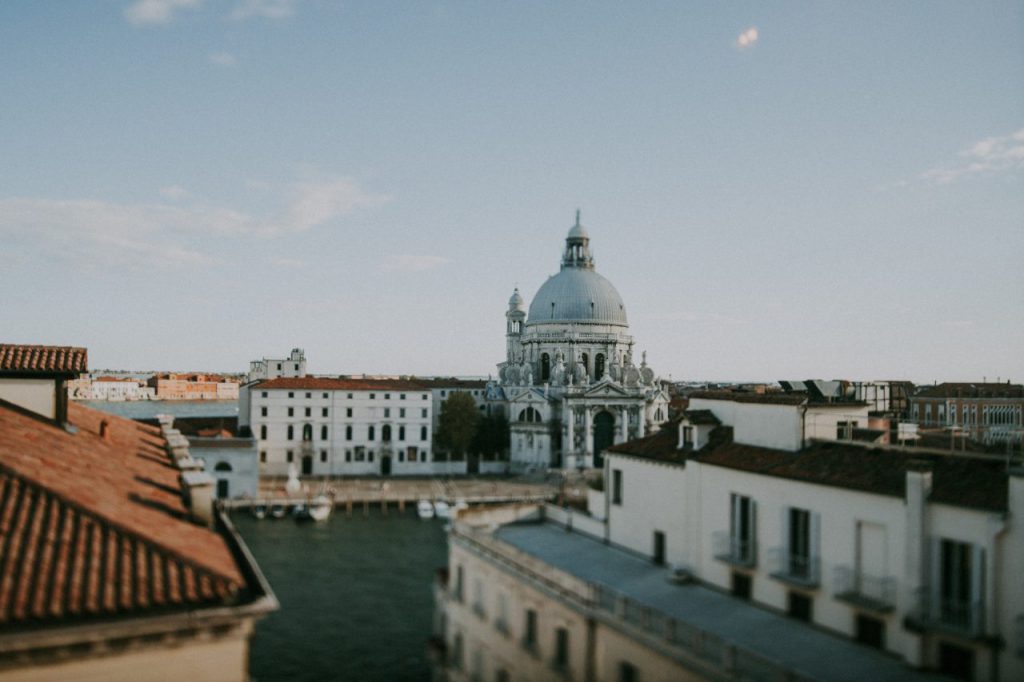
[490,214,669,472]
[147,373,240,400]
[909,382,1024,444]
[247,347,307,383]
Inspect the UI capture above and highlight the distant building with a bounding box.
[247,348,307,383]
[0,343,276,681]
[165,416,260,500]
[489,214,670,472]
[147,373,240,400]
[909,382,1023,444]
[436,390,1024,682]
[90,375,151,401]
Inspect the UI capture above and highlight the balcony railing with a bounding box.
[712,531,757,568]
[768,548,820,588]
[909,588,986,638]
[833,566,897,612]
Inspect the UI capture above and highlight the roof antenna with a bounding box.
[575,208,581,227]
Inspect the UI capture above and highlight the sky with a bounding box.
[1,1,1022,383]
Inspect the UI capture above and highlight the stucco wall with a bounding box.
[0,378,56,419]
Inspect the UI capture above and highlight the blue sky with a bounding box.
[1,1,1022,382]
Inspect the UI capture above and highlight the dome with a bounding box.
[527,268,628,326]
[508,288,525,311]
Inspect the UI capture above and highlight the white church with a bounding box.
[488,212,669,471]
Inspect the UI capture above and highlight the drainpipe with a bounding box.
[904,460,933,668]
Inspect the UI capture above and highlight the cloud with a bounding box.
[381,255,451,273]
[0,175,388,270]
[920,127,1024,184]
[159,185,189,199]
[231,0,297,20]
[735,26,758,49]
[209,51,239,68]
[124,0,202,26]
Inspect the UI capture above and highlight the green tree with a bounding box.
[435,391,480,460]
[471,413,510,460]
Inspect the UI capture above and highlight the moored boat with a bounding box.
[417,500,434,519]
[270,503,286,519]
[433,500,451,519]
[252,503,268,520]
[308,495,332,522]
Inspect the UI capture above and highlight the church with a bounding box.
[487,212,669,471]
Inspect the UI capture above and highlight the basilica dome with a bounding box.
[526,213,628,327]
[527,269,628,326]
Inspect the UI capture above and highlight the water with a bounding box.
[235,511,449,682]
[79,399,238,420]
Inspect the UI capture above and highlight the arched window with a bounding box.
[541,353,550,381]
[382,424,392,442]
[595,353,605,380]
[287,425,294,441]
[655,408,664,422]
[368,425,376,441]
[321,425,328,440]
[302,424,313,441]
[214,461,232,472]
[399,425,406,441]
[260,425,267,440]
[518,407,541,423]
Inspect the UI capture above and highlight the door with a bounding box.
[653,531,666,565]
[593,411,614,467]
[216,478,229,499]
[301,455,313,475]
[381,455,392,476]
[856,521,887,599]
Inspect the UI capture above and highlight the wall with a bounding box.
[689,399,802,451]
[606,455,687,565]
[0,378,56,419]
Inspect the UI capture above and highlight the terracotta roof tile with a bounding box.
[0,401,246,629]
[0,344,87,375]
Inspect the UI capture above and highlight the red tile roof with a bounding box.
[0,401,245,628]
[257,377,428,391]
[0,344,87,375]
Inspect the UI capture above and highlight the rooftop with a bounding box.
[914,382,1024,399]
[0,344,88,376]
[414,377,489,389]
[690,390,868,408]
[0,400,247,629]
[492,521,941,682]
[256,376,428,391]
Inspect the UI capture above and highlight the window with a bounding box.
[934,538,984,632]
[261,406,268,417]
[399,426,406,441]
[288,407,294,417]
[322,407,328,417]
[276,364,281,370]
[400,393,406,400]
[305,407,311,417]
[787,591,812,622]
[618,662,638,682]
[321,425,328,440]
[729,493,756,565]
[302,424,313,441]
[382,425,391,442]
[523,609,537,651]
[288,392,294,398]
[368,426,375,441]
[595,353,605,380]
[287,425,294,440]
[421,426,428,441]
[422,408,427,418]
[345,426,352,441]
[347,393,353,399]
[518,407,541,423]
[345,450,352,462]
[441,390,447,397]
[780,507,819,583]
[346,408,353,417]
[495,592,509,634]
[259,450,266,463]
[541,353,550,381]
[682,426,693,446]
[320,450,327,463]
[653,531,666,565]
[385,393,390,400]
[261,391,267,398]
[554,627,569,669]
[399,408,405,418]
[305,392,311,399]
[731,572,752,600]
[322,393,328,399]
[260,425,267,440]
[422,394,428,400]
[286,450,294,463]
[612,469,623,505]
[837,421,858,439]
[384,408,390,418]
[370,393,375,399]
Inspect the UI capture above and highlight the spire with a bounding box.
[562,210,594,270]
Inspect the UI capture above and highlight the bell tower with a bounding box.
[506,287,526,361]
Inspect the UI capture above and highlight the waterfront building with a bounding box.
[89,375,153,401]
[247,347,307,383]
[909,382,1024,444]
[247,376,438,477]
[436,390,1024,681]
[0,343,276,681]
[147,372,240,400]
[489,213,670,472]
[166,416,260,500]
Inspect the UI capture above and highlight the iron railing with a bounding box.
[910,587,986,637]
[833,566,896,612]
[712,531,757,568]
[768,548,820,588]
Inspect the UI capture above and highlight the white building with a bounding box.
[90,375,152,401]
[490,213,669,472]
[247,348,307,383]
[249,376,437,477]
[435,391,1024,681]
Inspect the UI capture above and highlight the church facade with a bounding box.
[489,213,669,471]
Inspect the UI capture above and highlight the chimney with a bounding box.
[99,420,110,440]
[180,471,216,527]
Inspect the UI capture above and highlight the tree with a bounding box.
[435,391,480,460]
[471,413,510,460]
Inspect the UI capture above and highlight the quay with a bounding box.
[222,476,565,513]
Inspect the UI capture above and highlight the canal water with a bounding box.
[234,511,449,682]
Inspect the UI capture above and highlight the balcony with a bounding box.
[907,588,986,638]
[768,548,820,589]
[833,566,897,613]
[713,531,757,568]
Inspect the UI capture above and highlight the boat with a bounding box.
[308,494,332,522]
[270,503,286,519]
[453,499,469,516]
[417,500,435,519]
[433,500,451,519]
[251,503,268,520]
